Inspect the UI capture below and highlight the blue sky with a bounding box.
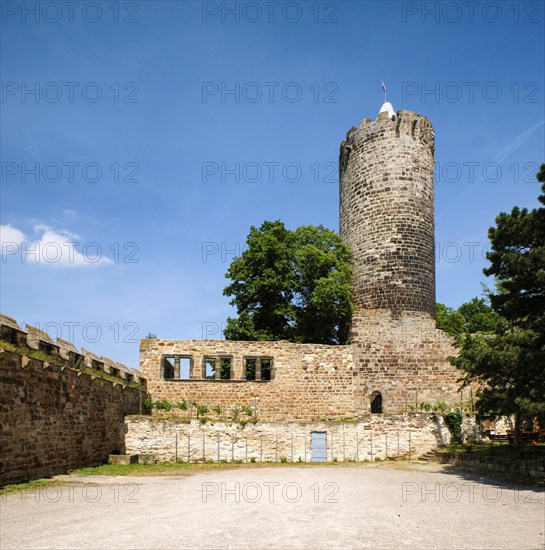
[1,0,544,368]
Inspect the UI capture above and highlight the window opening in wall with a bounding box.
[179,357,191,379]
[162,355,192,380]
[245,358,256,381]
[204,357,232,380]
[220,358,231,379]
[205,358,216,379]
[371,391,383,414]
[163,356,175,379]
[261,358,272,381]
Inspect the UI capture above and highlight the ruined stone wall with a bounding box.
[339,109,436,317]
[0,349,145,485]
[125,414,456,463]
[351,310,463,414]
[140,339,357,421]
[136,107,465,422]
[438,452,545,481]
[141,324,463,419]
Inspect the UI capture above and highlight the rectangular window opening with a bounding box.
[162,355,192,380]
[245,358,256,381]
[220,357,231,380]
[205,358,216,380]
[261,358,272,381]
[163,356,175,379]
[179,357,191,380]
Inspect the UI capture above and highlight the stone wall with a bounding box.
[438,452,545,481]
[0,349,145,485]
[138,108,465,421]
[140,339,357,421]
[141,318,464,419]
[125,414,457,463]
[351,310,464,414]
[0,312,145,385]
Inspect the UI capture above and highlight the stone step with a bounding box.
[109,453,155,465]
[418,450,439,462]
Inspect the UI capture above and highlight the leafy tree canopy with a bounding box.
[223,220,353,344]
[436,297,502,341]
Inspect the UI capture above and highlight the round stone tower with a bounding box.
[339,105,436,319]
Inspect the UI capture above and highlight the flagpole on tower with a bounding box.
[381,81,387,103]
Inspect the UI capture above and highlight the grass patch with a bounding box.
[0,478,66,496]
[69,460,386,476]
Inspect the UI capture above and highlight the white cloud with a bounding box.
[1,223,113,267]
[0,224,26,248]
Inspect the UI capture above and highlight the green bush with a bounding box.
[153,399,173,411]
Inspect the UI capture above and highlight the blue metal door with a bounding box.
[311,432,327,462]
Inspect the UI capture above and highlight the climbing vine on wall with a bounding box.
[443,410,463,444]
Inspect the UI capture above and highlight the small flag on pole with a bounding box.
[381,81,387,102]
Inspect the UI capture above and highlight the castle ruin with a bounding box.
[140,104,462,420]
[1,104,468,481]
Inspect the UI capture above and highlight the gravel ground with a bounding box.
[1,462,544,549]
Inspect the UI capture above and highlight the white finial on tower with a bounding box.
[379,81,395,117]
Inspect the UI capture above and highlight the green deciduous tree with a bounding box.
[223,221,353,344]
[436,297,502,341]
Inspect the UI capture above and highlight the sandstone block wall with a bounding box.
[339,109,436,317]
[125,414,458,463]
[0,349,145,485]
[141,314,464,419]
[140,339,357,421]
[351,310,463,414]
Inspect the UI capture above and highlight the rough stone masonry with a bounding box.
[140,105,462,420]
